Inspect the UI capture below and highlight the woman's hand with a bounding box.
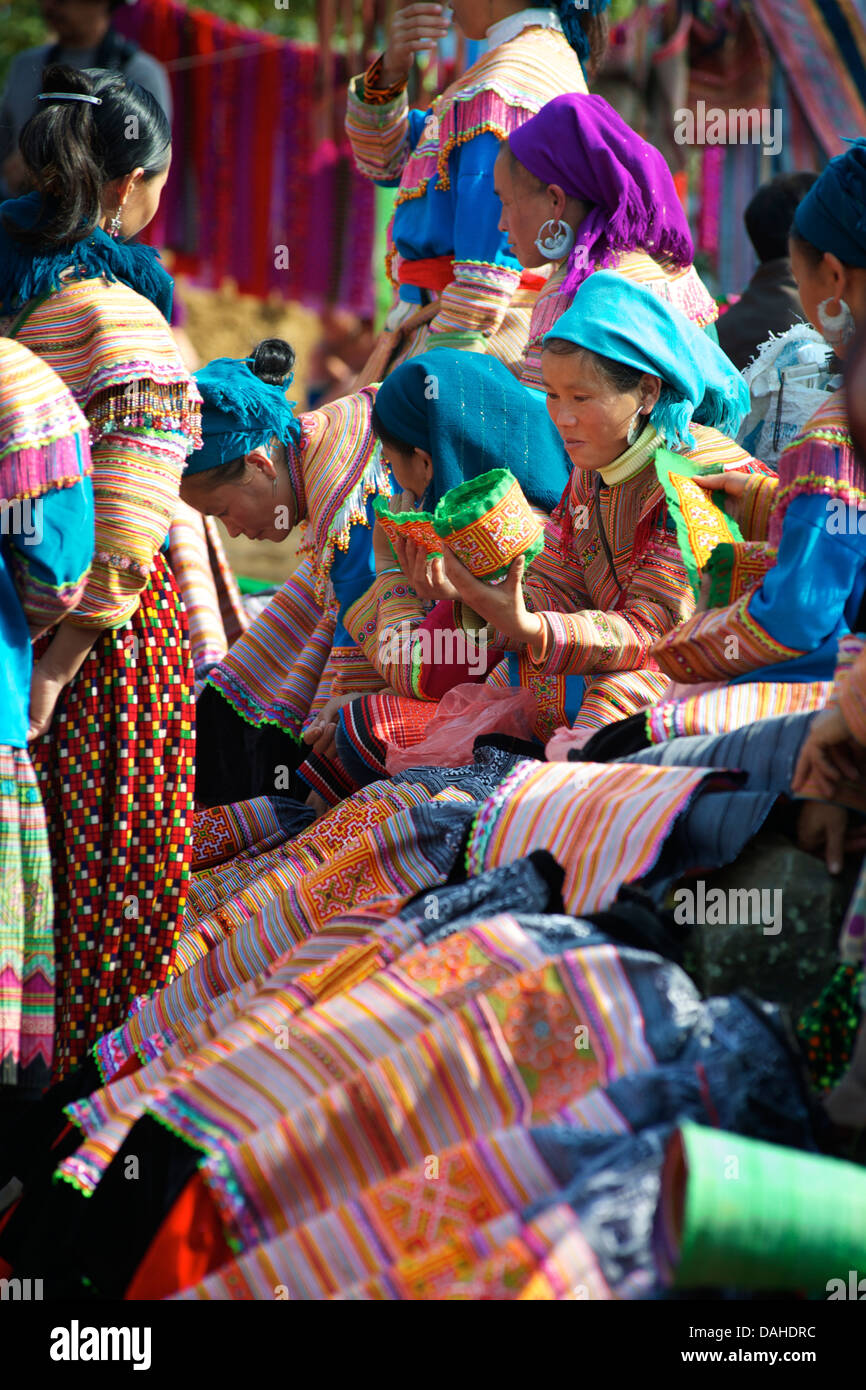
[795,800,866,874]
[374,490,418,576]
[441,551,544,654]
[381,3,450,87]
[28,663,66,740]
[393,537,461,602]
[792,704,866,799]
[693,470,753,528]
[301,692,361,761]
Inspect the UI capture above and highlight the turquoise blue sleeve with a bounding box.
[745,493,866,653]
[451,131,522,271]
[330,506,378,648]
[10,475,95,610]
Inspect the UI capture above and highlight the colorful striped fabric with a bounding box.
[0,337,91,501]
[168,502,247,674]
[647,678,833,744]
[0,746,54,1090]
[205,389,391,735]
[346,24,584,371]
[9,277,202,629]
[521,251,719,392]
[653,391,862,684]
[466,759,720,915]
[193,797,292,872]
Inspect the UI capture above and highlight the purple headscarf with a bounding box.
[508,93,694,298]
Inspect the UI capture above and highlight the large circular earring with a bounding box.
[818,296,856,349]
[534,218,575,261]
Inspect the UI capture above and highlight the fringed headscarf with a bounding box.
[186,355,305,504]
[508,91,693,299]
[0,190,174,320]
[544,272,750,448]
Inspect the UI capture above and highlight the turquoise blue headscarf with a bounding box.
[372,351,571,513]
[186,356,303,486]
[542,271,750,448]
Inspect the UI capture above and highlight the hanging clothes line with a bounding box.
[114,0,382,313]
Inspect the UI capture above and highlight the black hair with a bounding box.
[370,400,415,458]
[745,171,818,263]
[789,226,829,268]
[6,64,171,247]
[556,3,609,80]
[542,337,646,394]
[186,339,295,488]
[249,336,296,386]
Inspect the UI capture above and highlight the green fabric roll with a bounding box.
[656,1121,866,1291]
[654,447,743,600]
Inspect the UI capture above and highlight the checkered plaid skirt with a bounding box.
[31,553,195,1080]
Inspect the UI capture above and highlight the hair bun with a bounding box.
[251,338,296,386]
[41,63,96,98]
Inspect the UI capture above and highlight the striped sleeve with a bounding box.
[345,74,413,184]
[527,532,694,677]
[69,413,188,629]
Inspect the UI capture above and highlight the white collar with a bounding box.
[486,8,563,48]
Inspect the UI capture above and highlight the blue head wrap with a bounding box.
[542,272,750,448]
[793,138,866,268]
[373,351,570,513]
[185,355,302,480]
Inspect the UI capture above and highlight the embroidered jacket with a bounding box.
[345,23,584,358]
[344,425,761,736]
[653,391,866,686]
[7,276,201,630]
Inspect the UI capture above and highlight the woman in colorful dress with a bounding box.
[178,341,393,807]
[650,140,866,735]
[0,65,202,1079]
[346,1,604,381]
[0,341,93,1108]
[496,90,718,393]
[333,272,761,790]
[298,348,572,800]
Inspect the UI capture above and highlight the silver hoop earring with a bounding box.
[108,208,123,239]
[534,218,575,261]
[626,412,643,447]
[817,296,856,349]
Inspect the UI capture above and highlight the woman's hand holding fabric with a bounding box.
[441,552,545,656]
[381,3,450,87]
[792,704,866,799]
[693,470,752,529]
[302,692,362,760]
[393,537,460,603]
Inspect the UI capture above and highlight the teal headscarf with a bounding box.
[372,351,571,513]
[542,271,750,448]
[186,356,303,488]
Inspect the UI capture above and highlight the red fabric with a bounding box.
[398,256,456,293]
[417,601,503,700]
[125,1173,232,1301]
[398,259,548,295]
[384,683,538,773]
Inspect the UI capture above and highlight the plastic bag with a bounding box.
[383,683,538,773]
[737,325,837,468]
